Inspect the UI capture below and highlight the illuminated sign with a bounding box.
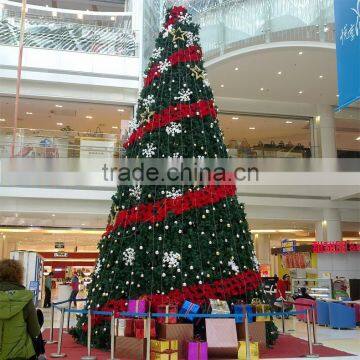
[312,241,360,254]
[281,239,296,253]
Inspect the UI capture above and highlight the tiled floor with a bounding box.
[41,307,360,359]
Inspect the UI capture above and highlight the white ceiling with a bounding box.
[207,46,339,106]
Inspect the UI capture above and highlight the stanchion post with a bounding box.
[305,309,319,358]
[146,312,151,360]
[109,311,115,360]
[281,299,286,334]
[244,312,251,360]
[48,304,58,344]
[50,307,66,358]
[65,301,71,333]
[81,309,97,360]
[311,306,322,345]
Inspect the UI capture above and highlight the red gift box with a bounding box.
[156,304,178,324]
[134,318,156,339]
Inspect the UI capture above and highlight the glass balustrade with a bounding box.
[164,0,335,59]
[0,127,125,158]
[0,0,139,56]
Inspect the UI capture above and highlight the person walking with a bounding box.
[44,271,53,308]
[0,259,41,360]
[69,272,79,307]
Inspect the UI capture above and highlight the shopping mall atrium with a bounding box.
[0,0,359,359]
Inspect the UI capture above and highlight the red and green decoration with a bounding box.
[72,6,276,349]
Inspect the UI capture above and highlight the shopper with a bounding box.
[44,271,53,308]
[70,272,79,307]
[294,287,315,301]
[0,259,41,360]
[276,274,291,300]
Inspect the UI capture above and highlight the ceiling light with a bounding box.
[319,75,324,79]
[0,118,5,122]
[220,84,224,88]
[85,115,93,119]
[336,94,339,98]
[52,214,55,217]
[52,11,57,17]
[112,126,118,129]
[15,213,18,217]
[81,223,86,226]
[235,67,239,71]
[56,122,63,126]
[111,16,116,21]
[117,109,125,112]
[260,87,264,91]
[285,121,293,124]
[298,90,303,95]
[249,127,255,130]
[277,71,282,75]
[232,116,239,120]
[77,13,84,20]
[55,104,63,108]
[356,136,360,141]
[26,112,33,115]
[298,51,303,55]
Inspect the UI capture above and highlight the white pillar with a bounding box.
[254,234,271,264]
[315,221,324,242]
[317,105,337,158]
[321,208,342,242]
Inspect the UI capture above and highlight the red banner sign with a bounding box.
[312,241,360,254]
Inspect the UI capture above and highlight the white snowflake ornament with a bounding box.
[166,187,182,199]
[123,248,135,266]
[142,143,157,158]
[163,251,181,268]
[129,185,141,200]
[152,47,163,59]
[158,59,172,73]
[228,257,240,273]
[175,88,193,102]
[165,122,182,136]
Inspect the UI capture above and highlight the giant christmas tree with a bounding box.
[73,6,274,348]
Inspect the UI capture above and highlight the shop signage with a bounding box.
[29,281,39,291]
[312,241,360,254]
[55,242,65,249]
[54,251,69,258]
[334,0,360,110]
[281,239,296,253]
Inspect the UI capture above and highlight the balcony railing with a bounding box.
[166,0,335,59]
[0,0,139,57]
[0,127,125,158]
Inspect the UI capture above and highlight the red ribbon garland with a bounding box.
[124,99,217,148]
[103,181,236,236]
[144,45,202,88]
[164,6,188,28]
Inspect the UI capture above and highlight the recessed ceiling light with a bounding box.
[0,118,5,122]
[285,121,293,124]
[319,75,324,79]
[232,116,239,120]
[85,115,93,119]
[117,109,125,112]
[235,67,239,71]
[298,51,303,55]
[298,90,303,95]
[260,88,264,91]
[56,122,63,126]
[112,126,118,129]
[55,104,63,108]
[52,214,55,217]
[249,127,255,130]
[220,84,225,88]
[29,128,35,131]
[26,112,33,115]
[277,71,282,75]
[356,136,360,141]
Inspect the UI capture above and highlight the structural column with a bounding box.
[254,233,271,266]
[316,105,337,158]
[316,208,342,242]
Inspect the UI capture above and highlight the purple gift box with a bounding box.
[127,299,148,314]
[187,341,208,360]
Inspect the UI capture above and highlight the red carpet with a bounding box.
[43,330,355,359]
[260,334,355,358]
